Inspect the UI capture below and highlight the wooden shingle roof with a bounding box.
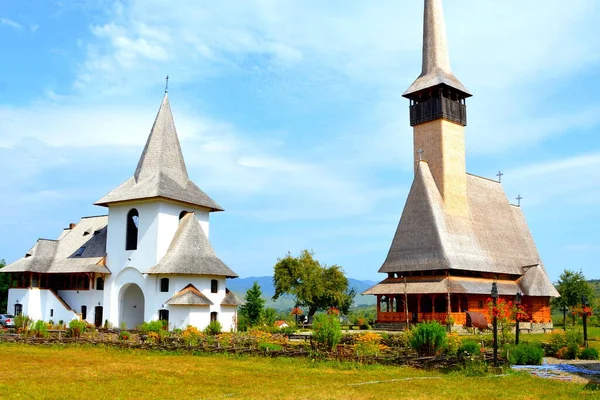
[378,162,558,297]
[95,94,223,211]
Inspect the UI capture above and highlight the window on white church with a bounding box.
[81,305,87,320]
[210,312,217,322]
[50,309,54,318]
[160,278,169,292]
[96,277,104,291]
[74,246,86,257]
[14,304,22,316]
[159,309,169,325]
[179,211,190,221]
[211,279,218,293]
[126,209,139,250]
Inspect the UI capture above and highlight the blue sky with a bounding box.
[1,0,600,282]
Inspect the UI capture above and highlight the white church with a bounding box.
[1,93,243,331]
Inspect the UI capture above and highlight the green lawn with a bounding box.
[0,343,596,400]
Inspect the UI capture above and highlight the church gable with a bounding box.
[379,161,448,273]
[147,212,238,278]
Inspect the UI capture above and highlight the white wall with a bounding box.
[7,288,79,323]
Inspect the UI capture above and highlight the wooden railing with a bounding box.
[378,312,467,326]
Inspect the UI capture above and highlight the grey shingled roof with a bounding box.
[378,162,558,297]
[95,94,223,211]
[1,216,110,274]
[147,212,238,278]
[221,289,244,306]
[403,0,471,98]
[165,284,213,306]
[363,277,521,296]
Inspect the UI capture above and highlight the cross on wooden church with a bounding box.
[496,171,503,183]
[165,75,169,93]
[417,148,424,161]
[516,194,523,207]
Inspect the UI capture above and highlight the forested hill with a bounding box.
[227,276,378,310]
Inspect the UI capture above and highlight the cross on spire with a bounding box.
[165,75,169,93]
[496,171,503,183]
[417,148,424,161]
[516,194,523,207]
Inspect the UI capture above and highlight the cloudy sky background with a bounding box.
[1,0,599,281]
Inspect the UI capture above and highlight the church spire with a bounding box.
[95,93,223,211]
[404,0,470,102]
[421,0,451,77]
[134,93,189,187]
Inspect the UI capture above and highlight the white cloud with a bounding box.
[0,17,22,30]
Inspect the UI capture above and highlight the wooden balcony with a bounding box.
[409,96,467,126]
[377,311,467,326]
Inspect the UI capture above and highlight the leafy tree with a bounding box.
[261,307,277,326]
[239,281,265,327]
[0,259,8,313]
[553,269,594,325]
[272,250,355,320]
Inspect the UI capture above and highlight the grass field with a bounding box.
[0,343,597,400]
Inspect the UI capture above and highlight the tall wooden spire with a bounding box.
[404,0,470,100]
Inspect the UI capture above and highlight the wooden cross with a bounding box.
[165,75,169,93]
[516,194,523,207]
[496,170,503,183]
[417,148,424,161]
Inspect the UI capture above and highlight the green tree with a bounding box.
[272,250,355,320]
[261,307,277,326]
[553,269,594,325]
[0,259,8,313]
[239,281,265,327]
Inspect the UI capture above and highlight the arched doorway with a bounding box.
[120,283,145,329]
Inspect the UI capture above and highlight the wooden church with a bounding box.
[364,0,559,329]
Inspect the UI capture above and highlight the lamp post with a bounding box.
[515,292,522,345]
[582,295,589,348]
[561,304,569,331]
[491,282,499,367]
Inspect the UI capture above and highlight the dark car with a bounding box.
[0,314,15,328]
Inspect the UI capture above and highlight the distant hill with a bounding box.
[228,276,378,311]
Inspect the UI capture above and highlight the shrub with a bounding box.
[580,347,599,360]
[546,332,567,356]
[446,333,462,358]
[182,326,202,346]
[67,320,87,338]
[204,320,222,336]
[557,343,580,360]
[258,342,283,352]
[147,331,160,343]
[354,332,387,357]
[31,320,49,338]
[312,313,342,351]
[410,321,447,357]
[458,340,481,359]
[119,331,131,341]
[566,330,584,347]
[139,320,164,334]
[14,314,32,332]
[508,342,544,365]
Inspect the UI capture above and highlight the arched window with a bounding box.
[210,312,218,322]
[14,303,22,316]
[160,278,169,292]
[125,209,139,250]
[96,277,104,291]
[211,279,218,293]
[179,211,190,221]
